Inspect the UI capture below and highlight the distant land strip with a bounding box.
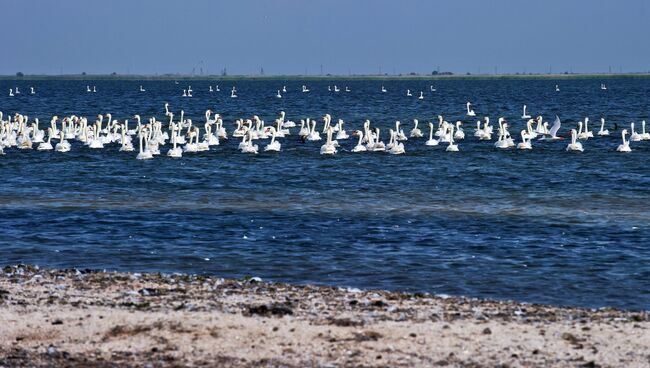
[2,73,650,81]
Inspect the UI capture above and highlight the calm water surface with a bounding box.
[1,78,649,310]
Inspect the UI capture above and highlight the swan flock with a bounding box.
[1,84,642,157]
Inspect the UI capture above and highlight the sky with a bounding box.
[2,0,649,75]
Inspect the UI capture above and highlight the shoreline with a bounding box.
[2,73,650,81]
[1,265,649,367]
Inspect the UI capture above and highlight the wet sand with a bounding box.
[1,265,648,367]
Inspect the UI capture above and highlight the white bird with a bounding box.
[425,123,439,146]
[466,102,476,117]
[388,130,405,155]
[9,89,14,97]
[406,89,412,97]
[446,125,459,152]
[522,105,531,119]
[418,91,424,100]
[302,85,310,93]
[381,85,387,93]
[264,127,281,152]
[555,85,560,92]
[240,132,259,154]
[410,119,423,138]
[351,130,367,152]
[630,122,643,142]
[454,121,465,140]
[276,90,282,98]
[617,129,632,152]
[517,130,532,150]
[597,118,610,136]
[307,120,321,141]
[139,85,145,92]
[566,129,584,152]
[231,87,237,98]
[30,87,35,94]
[320,128,337,155]
[37,128,54,150]
[642,120,650,140]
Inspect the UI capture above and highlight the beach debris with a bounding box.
[247,303,293,317]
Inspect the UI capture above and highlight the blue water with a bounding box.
[1,78,650,310]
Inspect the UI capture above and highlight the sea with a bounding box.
[1,77,649,310]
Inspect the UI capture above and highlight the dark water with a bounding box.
[1,78,650,310]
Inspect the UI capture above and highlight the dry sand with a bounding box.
[0,265,648,367]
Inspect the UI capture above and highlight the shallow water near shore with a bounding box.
[1,77,650,310]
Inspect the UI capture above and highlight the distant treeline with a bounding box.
[4,73,650,81]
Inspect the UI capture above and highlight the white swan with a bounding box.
[231,87,238,98]
[597,118,610,136]
[466,102,476,117]
[425,122,439,146]
[54,122,71,152]
[37,128,54,150]
[264,127,281,152]
[139,85,145,92]
[406,89,412,97]
[119,125,134,152]
[320,128,337,155]
[351,130,367,152]
[395,121,408,141]
[584,117,594,138]
[136,130,153,160]
[418,91,424,100]
[302,85,309,93]
[30,87,35,94]
[577,121,589,140]
[630,122,643,142]
[555,85,560,92]
[454,121,465,140]
[517,130,532,150]
[335,120,349,140]
[372,128,386,151]
[566,129,584,152]
[298,119,310,138]
[446,125,459,152]
[8,89,14,97]
[388,130,405,155]
[381,85,387,93]
[522,105,531,119]
[642,121,650,140]
[240,132,259,154]
[617,129,632,152]
[410,119,423,138]
[276,90,282,98]
[307,120,321,141]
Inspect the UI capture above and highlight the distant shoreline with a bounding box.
[2,73,650,81]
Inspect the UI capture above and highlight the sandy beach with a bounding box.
[0,265,648,367]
